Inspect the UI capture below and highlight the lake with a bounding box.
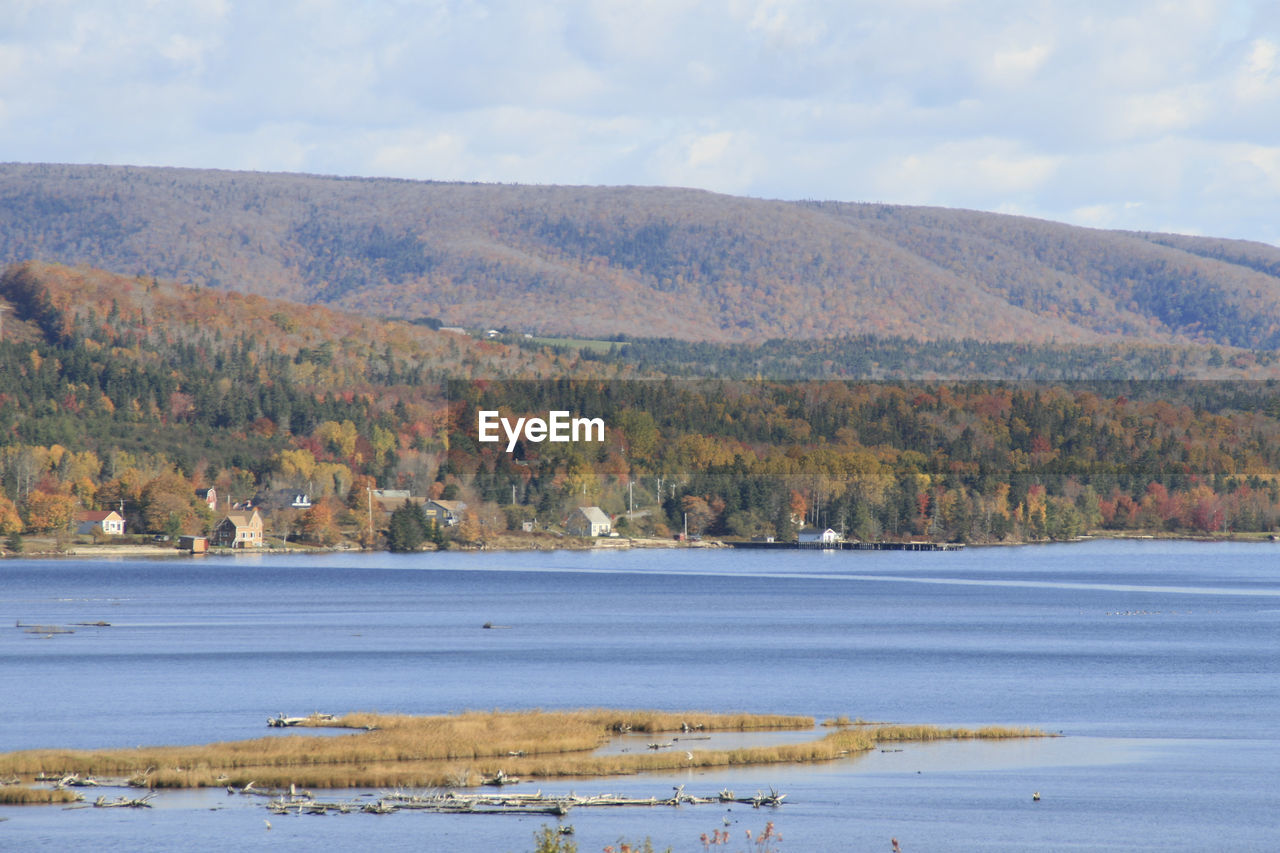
[2,540,1278,851]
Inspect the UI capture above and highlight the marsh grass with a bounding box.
[0,709,1046,794]
[821,716,880,727]
[0,787,81,805]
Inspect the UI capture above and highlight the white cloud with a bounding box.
[1,0,1278,244]
[1069,201,1146,230]
[1105,87,1210,140]
[984,43,1054,83]
[686,131,735,169]
[1241,145,1280,189]
[1210,142,1280,196]
[1235,37,1280,101]
[650,129,765,194]
[742,0,828,50]
[0,43,22,83]
[876,139,1063,203]
[366,130,471,180]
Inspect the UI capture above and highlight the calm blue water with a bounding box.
[2,540,1278,851]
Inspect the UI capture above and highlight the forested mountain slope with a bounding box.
[3,163,1279,348]
[0,260,610,473]
[3,260,1280,546]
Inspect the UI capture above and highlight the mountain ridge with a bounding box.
[2,162,1278,348]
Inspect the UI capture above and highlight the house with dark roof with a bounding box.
[212,508,264,548]
[424,499,467,527]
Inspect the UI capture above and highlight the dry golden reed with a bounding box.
[0,709,1046,795]
[0,787,81,805]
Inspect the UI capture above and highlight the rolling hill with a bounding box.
[2,162,1279,349]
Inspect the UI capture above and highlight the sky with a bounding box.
[1,0,1278,246]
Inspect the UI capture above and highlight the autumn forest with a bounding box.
[3,254,1280,550]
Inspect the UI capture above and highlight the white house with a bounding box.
[798,527,843,544]
[567,506,612,537]
[76,510,126,536]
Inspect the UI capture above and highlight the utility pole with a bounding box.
[366,486,374,547]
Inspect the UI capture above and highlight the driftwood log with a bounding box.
[267,712,336,728]
[254,785,788,817]
[93,794,155,809]
[54,774,100,788]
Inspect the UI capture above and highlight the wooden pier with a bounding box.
[730,540,964,552]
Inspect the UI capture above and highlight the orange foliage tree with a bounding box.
[23,490,78,533]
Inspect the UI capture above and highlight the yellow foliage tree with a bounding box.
[313,462,353,499]
[370,425,397,469]
[277,448,317,483]
[0,494,24,535]
[316,420,359,459]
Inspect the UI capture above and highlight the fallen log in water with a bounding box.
[480,770,519,786]
[16,620,75,634]
[21,626,74,637]
[267,712,337,728]
[126,766,156,788]
[93,794,154,808]
[257,785,788,817]
[227,778,312,799]
[55,774,101,788]
[267,797,358,815]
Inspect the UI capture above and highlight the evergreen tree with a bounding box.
[387,502,429,552]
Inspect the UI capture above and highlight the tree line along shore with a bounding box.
[3,262,1280,555]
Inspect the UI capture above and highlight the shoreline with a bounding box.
[3,529,1277,560]
[1,535,725,559]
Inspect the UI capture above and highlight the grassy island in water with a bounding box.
[0,708,1046,803]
